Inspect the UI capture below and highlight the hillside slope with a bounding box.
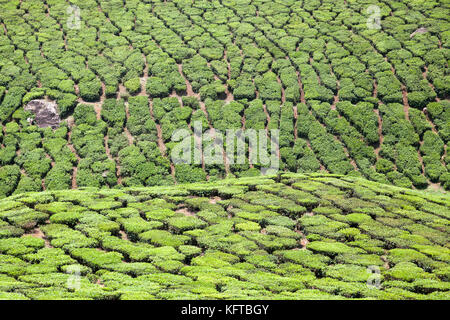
[1,0,449,197]
[0,173,449,300]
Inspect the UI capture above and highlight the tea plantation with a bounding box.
[0,173,449,300]
[0,0,449,197]
[0,0,449,301]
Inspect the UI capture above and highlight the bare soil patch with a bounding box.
[176,206,196,217]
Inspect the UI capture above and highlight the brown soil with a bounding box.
[43,1,50,18]
[224,50,232,81]
[119,230,129,241]
[176,206,196,217]
[67,117,80,189]
[139,53,149,97]
[373,108,384,161]
[293,105,298,141]
[95,279,105,287]
[443,144,448,164]
[104,136,113,161]
[1,22,7,35]
[276,75,286,104]
[94,104,102,120]
[373,78,379,100]
[118,84,128,99]
[117,165,122,186]
[45,153,55,167]
[331,94,339,111]
[300,238,310,248]
[26,227,52,248]
[155,123,167,155]
[296,71,306,105]
[123,102,134,145]
[178,64,198,98]
[401,85,410,122]
[294,227,309,249]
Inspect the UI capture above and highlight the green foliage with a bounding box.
[140,230,190,247]
[168,216,208,232]
[0,87,26,123]
[101,99,126,128]
[70,248,124,270]
[175,164,207,184]
[307,241,365,257]
[79,78,102,102]
[146,77,170,98]
[0,165,21,199]
[386,262,434,282]
[74,104,97,126]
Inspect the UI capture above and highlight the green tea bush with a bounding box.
[167,216,208,232]
[124,78,141,95]
[386,262,434,282]
[139,230,190,247]
[69,248,123,270]
[0,165,21,199]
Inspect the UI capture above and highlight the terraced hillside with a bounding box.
[0,173,449,300]
[0,0,449,198]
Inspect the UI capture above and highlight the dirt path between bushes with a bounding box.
[67,117,80,189]
[119,230,129,241]
[139,54,149,97]
[176,206,196,217]
[26,227,52,248]
[123,102,134,146]
[293,105,298,141]
[1,23,7,36]
[401,85,410,122]
[276,75,286,104]
[148,99,176,183]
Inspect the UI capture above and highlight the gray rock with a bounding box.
[24,100,61,129]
